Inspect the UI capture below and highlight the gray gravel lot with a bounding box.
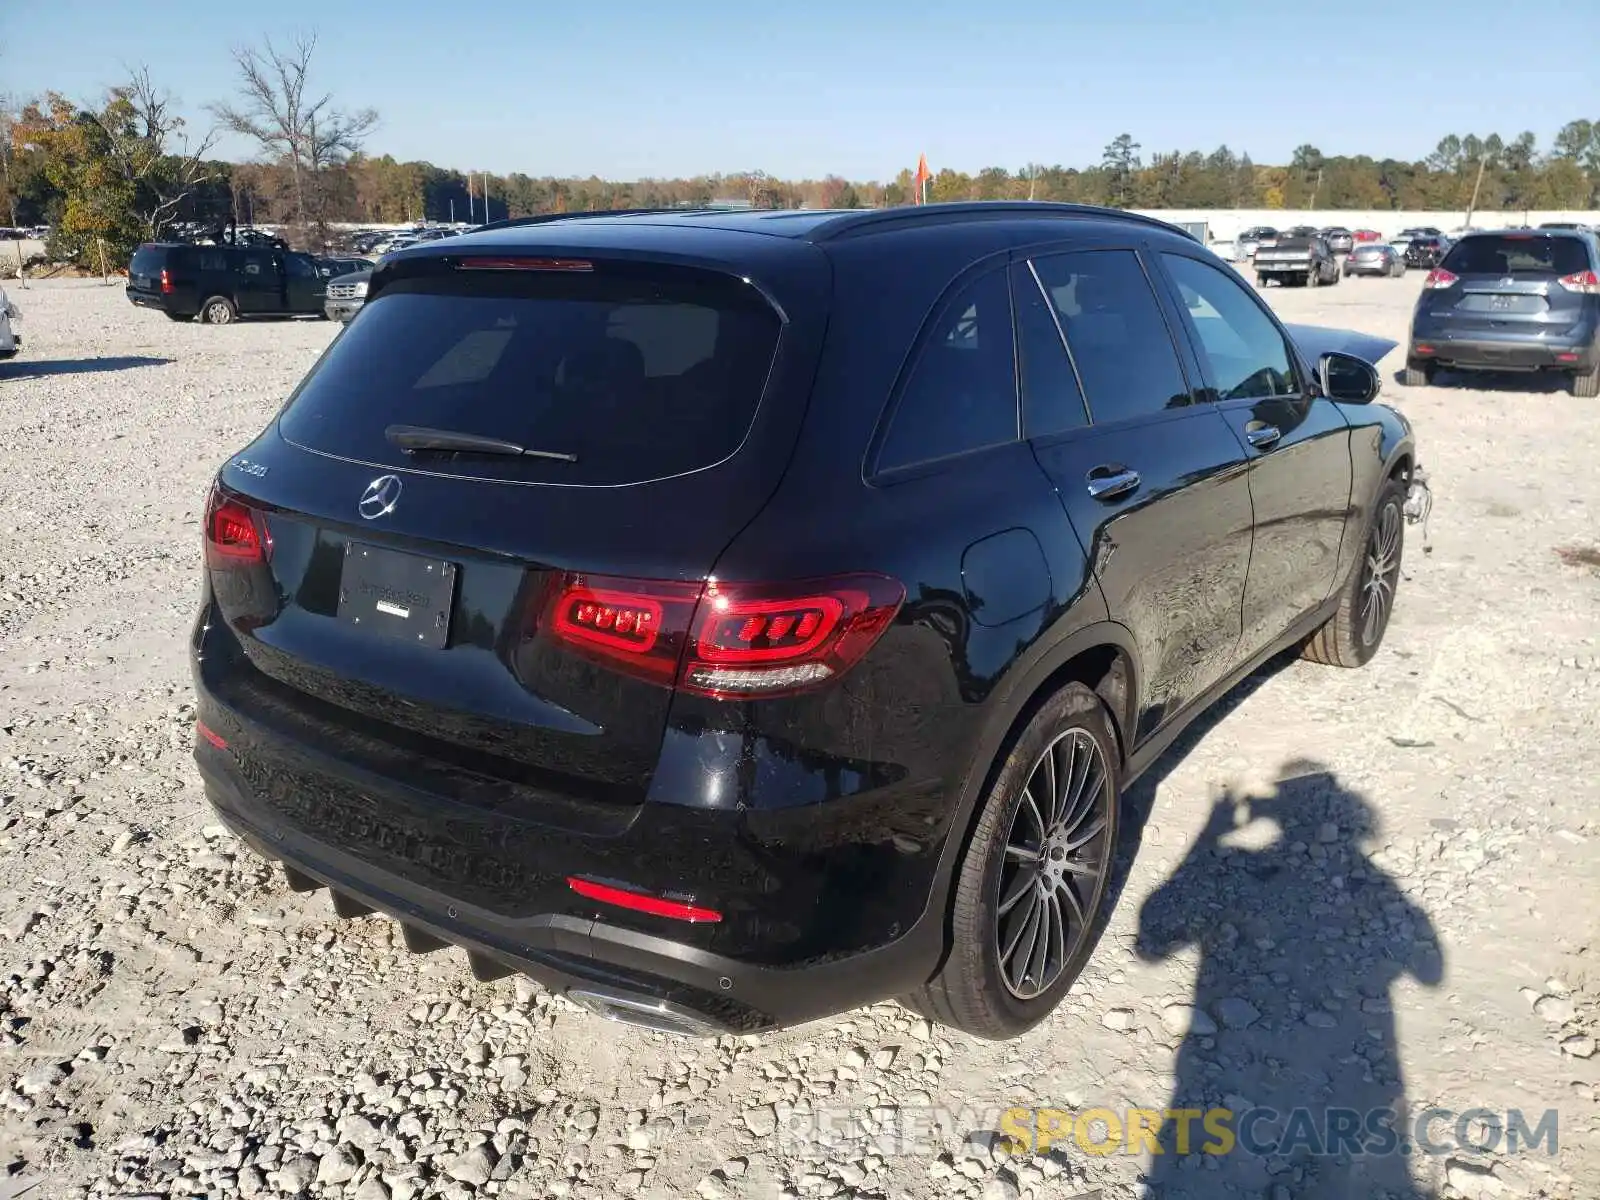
[0,276,1597,1200]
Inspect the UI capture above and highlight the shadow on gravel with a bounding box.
[0,355,173,377]
[1134,763,1445,1199]
[1391,366,1572,395]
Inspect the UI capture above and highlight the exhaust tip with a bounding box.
[567,987,727,1038]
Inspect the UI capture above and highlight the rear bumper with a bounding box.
[1255,260,1315,273]
[1409,327,1599,373]
[190,625,944,1034]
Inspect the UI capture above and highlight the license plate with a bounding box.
[336,542,457,648]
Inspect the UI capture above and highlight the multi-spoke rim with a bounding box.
[1359,501,1401,647]
[994,728,1113,1001]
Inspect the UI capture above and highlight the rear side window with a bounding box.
[1442,235,1590,276]
[1031,250,1191,425]
[198,250,230,272]
[877,268,1018,471]
[278,267,782,487]
[130,246,166,276]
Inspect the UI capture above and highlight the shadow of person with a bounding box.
[1134,762,1444,1199]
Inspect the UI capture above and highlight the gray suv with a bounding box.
[1405,230,1600,396]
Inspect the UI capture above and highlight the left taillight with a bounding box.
[540,572,904,699]
[203,484,269,568]
[1422,268,1458,290]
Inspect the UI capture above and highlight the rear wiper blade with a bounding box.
[384,424,578,462]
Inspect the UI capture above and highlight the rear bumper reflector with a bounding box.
[567,877,722,924]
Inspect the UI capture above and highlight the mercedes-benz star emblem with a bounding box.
[358,474,402,520]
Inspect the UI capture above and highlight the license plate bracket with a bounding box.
[336,542,457,648]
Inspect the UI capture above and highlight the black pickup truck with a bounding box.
[1253,235,1341,288]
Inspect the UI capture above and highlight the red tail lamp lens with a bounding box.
[204,485,268,567]
[542,574,702,686]
[567,877,721,923]
[160,268,174,295]
[1421,268,1458,289]
[555,586,666,653]
[1557,270,1600,295]
[682,575,904,698]
[541,573,904,698]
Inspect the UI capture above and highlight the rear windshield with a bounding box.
[1442,235,1590,276]
[277,267,783,486]
[131,245,185,274]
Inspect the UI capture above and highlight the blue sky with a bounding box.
[4,0,1596,180]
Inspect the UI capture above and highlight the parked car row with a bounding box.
[342,224,476,256]
[0,225,49,241]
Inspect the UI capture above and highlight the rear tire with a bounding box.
[201,296,237,326]
[1303,476,1406,669]
[1572,366,1600,398]
[1400,362,1434,387]
[904,683,1120,1039]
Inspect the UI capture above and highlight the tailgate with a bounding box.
[1423,234,1594,333]
[203,248,825,820]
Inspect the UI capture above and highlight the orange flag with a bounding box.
[914,154,932,205]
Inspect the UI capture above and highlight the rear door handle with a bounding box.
[1245,423,1281,449]
[1086,466,1141,501]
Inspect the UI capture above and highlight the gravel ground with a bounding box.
[0,276,1597,1200]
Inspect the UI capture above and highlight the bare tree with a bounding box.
[85,67,218,237]
[210,33,377,233]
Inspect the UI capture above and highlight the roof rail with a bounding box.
[805,202,1196,244]
[470,206,739,233]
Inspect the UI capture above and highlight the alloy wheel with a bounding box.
[994,728,1113,1000]
[1359,501,1401,646]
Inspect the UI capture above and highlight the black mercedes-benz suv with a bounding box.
[192,203,1425,1039]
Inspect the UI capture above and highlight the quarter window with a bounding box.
[1011,265,1087,437]
[1030,250,1191,425]
[1161,253,1299,401]
[878,268,1018,470]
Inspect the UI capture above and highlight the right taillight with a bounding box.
[203,484,268,568]
[540,572,904,699]
[1422,268,1458,289]
[684,576,904,698]
[1557,269,1600,294]
[160,268,174,295]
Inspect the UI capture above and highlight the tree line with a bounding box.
[3,35,1598,270]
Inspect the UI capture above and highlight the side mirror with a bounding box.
[1318,351,1381,404]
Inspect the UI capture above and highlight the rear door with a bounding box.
[1154,250,1352,657]
[284,252,326,313]
[206,254,812,810]
[1020,244,1253,742]
[1420,233,1594,335]
[235,249,281,313]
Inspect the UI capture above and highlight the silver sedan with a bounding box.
[1342,242,1406,278]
